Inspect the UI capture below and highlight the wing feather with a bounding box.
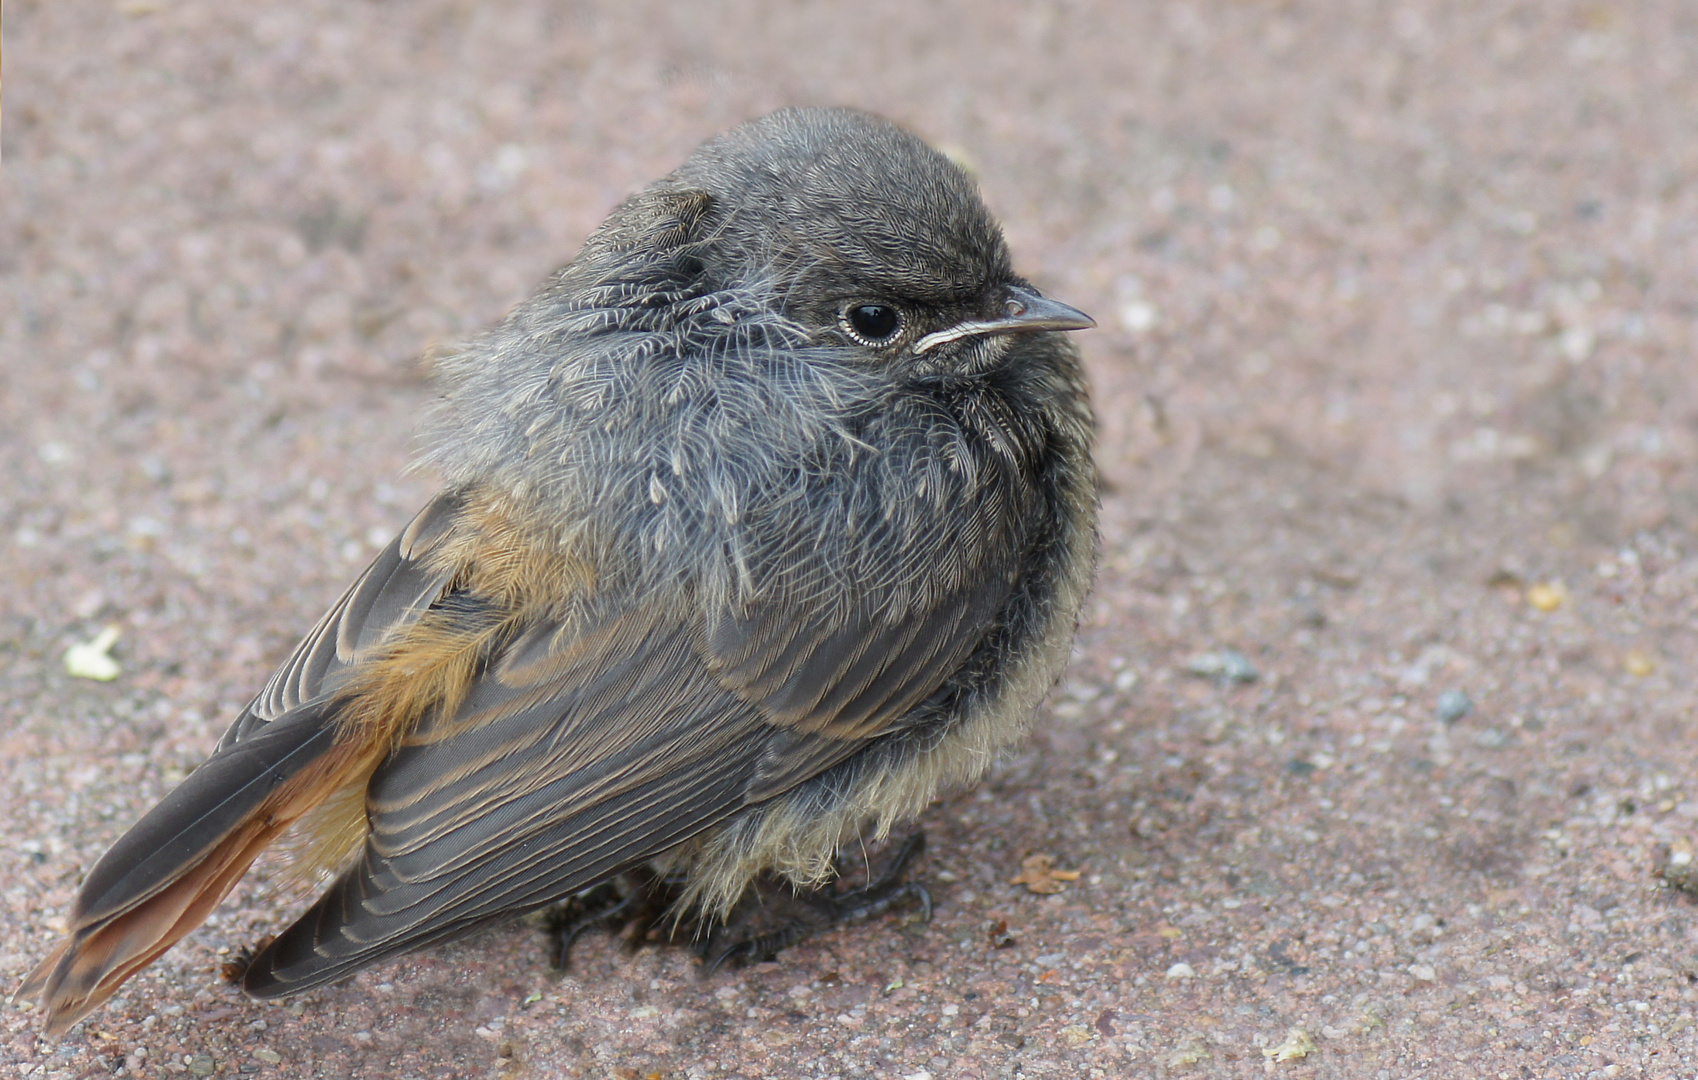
[240,539,1019,997]
[220,493,461,747]
[24,495,464,1035]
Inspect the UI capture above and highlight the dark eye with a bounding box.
[842,303,902,345]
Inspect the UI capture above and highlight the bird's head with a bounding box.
[582,108,1093,376]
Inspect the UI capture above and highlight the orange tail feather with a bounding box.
[19,716,373,1037]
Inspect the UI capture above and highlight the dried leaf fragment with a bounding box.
[65,625,122,681]
[1263,1027,1317,1062]
[1010,853,1081,894]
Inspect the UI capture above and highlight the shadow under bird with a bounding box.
[22,106,1097,1035]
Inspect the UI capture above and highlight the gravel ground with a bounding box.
[5,2,1698,1078]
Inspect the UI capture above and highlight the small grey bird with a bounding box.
[23,106,1097,1035]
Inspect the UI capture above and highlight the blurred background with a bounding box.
[3,3,1696,1078]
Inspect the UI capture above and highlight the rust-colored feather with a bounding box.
[20,491,590,1035]
[287,493,593,880]
[20,742,367,1037]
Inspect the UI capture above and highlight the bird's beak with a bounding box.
[913,284,1096,354]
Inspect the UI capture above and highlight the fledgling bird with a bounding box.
[22,107,1097,1035]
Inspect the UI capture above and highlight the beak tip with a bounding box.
[1006,285,1095,334]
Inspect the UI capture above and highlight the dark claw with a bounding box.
[703,938,757,976]
[542,869,692,970]
[807,832,930,924]
[703,920,817,974]
[825,880,933,924]
[552,892,638,969]
[542,881,635,970]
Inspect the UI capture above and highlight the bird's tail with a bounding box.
[17,704,367,1037]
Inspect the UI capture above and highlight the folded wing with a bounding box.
[240,542,1017,997]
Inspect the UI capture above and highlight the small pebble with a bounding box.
[1435,689,1472,723]
[1624,650,1656,677]
[1184,648,1258,684]
[1656,843,1698,896]
[1526,582,1567,611]
[1165,962,1197,980]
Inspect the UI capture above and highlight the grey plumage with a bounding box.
[23,107,1097,1033]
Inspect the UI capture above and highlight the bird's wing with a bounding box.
[240,543,1017,997]
[217,492,465,747]
[21,494,463,1036]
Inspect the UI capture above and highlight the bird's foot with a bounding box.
[699,831,931,974]
[542,870,686,970]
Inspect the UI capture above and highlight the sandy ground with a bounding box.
[5,1,1698,1077]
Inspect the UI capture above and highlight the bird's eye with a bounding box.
[842,303,903,345]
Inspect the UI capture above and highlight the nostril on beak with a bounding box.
[1004,298,1027,318]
